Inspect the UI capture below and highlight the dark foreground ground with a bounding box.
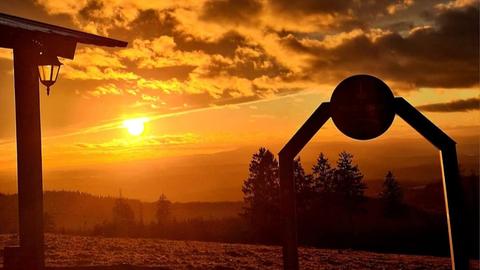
[0,234,478,269]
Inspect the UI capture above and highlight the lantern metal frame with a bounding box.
[37,52,62,95]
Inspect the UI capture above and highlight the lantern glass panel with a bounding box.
[52,65,60,81]
[38,65,51,83]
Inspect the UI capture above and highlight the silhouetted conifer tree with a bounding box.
[379,171,403,215]
[242,147,280,242]
[312,153,335,193]
[333,151,366,244]
[156,193,171,226]
[333,151,366,198]
[294,157,314,212]
[112,196,135,235]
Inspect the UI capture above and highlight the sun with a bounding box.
[123,118,148,136]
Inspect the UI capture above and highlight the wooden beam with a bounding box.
[279,102,331,270]
[279,156,298,270]
[12,47,45,270]
[279,102,331,159]
[39,34,77,59]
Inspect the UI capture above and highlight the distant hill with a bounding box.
[0,191,243,232]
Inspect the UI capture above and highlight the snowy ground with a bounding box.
[0,234,477,269]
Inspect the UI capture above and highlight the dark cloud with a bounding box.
[384,21,415,32]
[131,9,177,38]
[268,0,372,32]
[79,0,104,20]
[269,0,354,15]
[0,0,76,29]
[80,4,178,42]
[176,31,247,58]
[200,0,262,25]
[204,45,291,80]
[268,0,410,20]
[417,98,479,112]
[78,0,129,33]
[268,0,449,33]
[283,5,479,88]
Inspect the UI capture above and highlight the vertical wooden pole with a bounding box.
[13,47,45,270]
[279,154,299,270]
[440,145,469,270]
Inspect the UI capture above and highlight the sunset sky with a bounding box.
[0,0,478,201]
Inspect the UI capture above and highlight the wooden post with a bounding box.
[279,154,299,270]
[13,47,45,270]
[279,102,331,270]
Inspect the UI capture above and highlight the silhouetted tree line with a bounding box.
[242,148,377,243]
[91,194,246,243]
[241,147,478,258]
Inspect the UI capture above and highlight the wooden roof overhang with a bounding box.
[0,12,127,58]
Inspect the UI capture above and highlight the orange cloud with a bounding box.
[28,0,479,113]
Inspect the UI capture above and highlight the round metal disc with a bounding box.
[330,74,395,140]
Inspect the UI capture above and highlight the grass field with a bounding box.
[0,234,477,269]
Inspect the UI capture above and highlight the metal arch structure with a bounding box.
[279,97,468,270]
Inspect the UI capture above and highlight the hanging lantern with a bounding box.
[37,52,62,96]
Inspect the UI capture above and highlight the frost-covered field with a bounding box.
[0,234,476,269]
